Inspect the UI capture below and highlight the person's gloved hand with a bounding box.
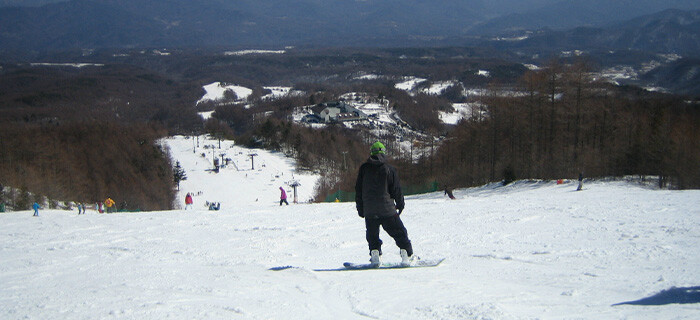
[358,210,364,218]
[397,207,403,215]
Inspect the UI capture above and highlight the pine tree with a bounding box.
[16,187,30,210]
[173,161,187,190]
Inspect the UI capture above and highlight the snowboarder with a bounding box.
[355,141,414,267]
[32,202,40,216]
[577,172,584,191]
[279,187,289,206]
[185,193,193,210]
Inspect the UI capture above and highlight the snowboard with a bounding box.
[270,258,445,272]
[332,257,445,271]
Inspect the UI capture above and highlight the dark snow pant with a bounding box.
[365,214,412,257]
[280,199,289,206]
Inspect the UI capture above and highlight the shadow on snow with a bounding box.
[613,286,700,306]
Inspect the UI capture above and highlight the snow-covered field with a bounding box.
[1,135,699,319]
[197,82,302,107]
[439,102,486,125]
[197,82,253,105]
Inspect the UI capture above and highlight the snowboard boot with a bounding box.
[400,249,416,267]
[369,249,382,268]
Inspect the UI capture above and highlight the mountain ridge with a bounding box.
[1,0,699,58]
[471,0,700,35]
[500,9,700,56]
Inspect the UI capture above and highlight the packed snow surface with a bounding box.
[1,136,699,319]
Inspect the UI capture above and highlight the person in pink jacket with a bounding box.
[279,187,289,206]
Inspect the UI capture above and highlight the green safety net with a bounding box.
[325,181,438,202]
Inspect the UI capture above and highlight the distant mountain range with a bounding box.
[498,9,700,55]
[641,58,700,95]
[472,0,700,34]
[0,0,699,58]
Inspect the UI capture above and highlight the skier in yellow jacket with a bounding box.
[105,197,116,213]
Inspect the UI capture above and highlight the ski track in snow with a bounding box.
[1,136,699,319]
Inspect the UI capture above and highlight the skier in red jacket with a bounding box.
[185,193,193,210]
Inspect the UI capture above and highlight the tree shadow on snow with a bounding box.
[613,286,700,306]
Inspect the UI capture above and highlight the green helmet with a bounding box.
[370,141,386,155]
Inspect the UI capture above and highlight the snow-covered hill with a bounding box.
[1,135,699,319]
[164,135,319,208]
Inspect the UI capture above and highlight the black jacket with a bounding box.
[355,154,404,219]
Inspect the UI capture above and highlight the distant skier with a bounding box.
[104,197,115,213]
[279,187,289,206]
[444,185,456,200]
[32,202,40,216]
[355,141,414,267]
[185,193,193,210]
[577,172,584,191]
[77,202,83,214]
